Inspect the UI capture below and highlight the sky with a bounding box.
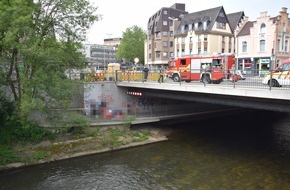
[86,0,289,44]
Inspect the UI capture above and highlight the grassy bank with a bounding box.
[0,124,168,171]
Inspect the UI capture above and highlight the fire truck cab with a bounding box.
[167,53,238,84]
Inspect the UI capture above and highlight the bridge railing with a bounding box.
[115,69,290,90]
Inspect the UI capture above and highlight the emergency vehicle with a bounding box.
[167,53,241,84]
[262,58,290,87]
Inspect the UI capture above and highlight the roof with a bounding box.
[227,11,245,31]
[176,6,230,35]
[237,21,254,36]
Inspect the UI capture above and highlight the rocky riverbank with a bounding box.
[0,124,169,171]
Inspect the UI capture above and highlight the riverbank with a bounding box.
[0,124,169,171]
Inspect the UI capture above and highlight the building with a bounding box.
[236,7,290,75]
[145,4,244,70]
[104,37,122,47]
[146,3,188,70]
[83,37,122,69]
[174,6,244,57]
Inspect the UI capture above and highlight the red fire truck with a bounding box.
[167,53,241,84]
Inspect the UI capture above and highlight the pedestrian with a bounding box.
[143,66,149,82]
[158,65,164,83]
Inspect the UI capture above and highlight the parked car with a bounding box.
[262,58,290,87]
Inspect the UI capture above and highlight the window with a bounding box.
[260,40,265,52]
[278,39,281,52]
[156,52,160,58]
[163,10,167,15]
[283,23,286,32]
[181,49,185,56]
[190,37,193,43]
[182,38,185,43]
[282,63,290,71]
[170,31,174,37]
[217,22,226,29]
[198,22,202,29]
[170,41,173,47]
[180,59,186,66]
[204,35,207,41]
[286,40,288,52]
[204,47,207,53]
[162,31,168,37]
[260,23,266,33]
[198,35,201,42]
[170,52,174,57]
[162,52,168,58]
[242,41,247,53]
[162,41,168,47]
[156,32,161,38]
[163,20,168,26]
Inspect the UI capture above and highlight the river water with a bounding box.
[1,110,290,190]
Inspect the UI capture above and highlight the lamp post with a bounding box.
[270,46,275,70]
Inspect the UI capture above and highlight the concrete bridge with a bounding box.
[82,77,290,125]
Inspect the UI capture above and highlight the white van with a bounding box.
[262,58,290,87]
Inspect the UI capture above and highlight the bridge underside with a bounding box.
[129,88,290,113]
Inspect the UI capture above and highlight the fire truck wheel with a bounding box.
[172,74,180,82]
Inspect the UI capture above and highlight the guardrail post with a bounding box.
[233,69,236,89]
[269,70,272,90]
[179,70,182,85]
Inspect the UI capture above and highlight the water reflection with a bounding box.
[0,111,290,190]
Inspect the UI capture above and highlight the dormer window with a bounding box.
[198,22,202,29]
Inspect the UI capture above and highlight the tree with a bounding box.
[116,25,147,64]
[0,0,99,124]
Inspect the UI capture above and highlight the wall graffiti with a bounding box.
[98,93,113,103]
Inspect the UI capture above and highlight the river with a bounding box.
[0,110,290,190]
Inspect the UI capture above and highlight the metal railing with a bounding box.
[114,69,290,90]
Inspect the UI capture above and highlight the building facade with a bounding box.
[146,3,188,70]
[174,6,244,57]
[146,3,290,74]
[236,7,290,75]
[145,4,244,70]
[84,37,122,69]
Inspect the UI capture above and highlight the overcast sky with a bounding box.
[86,0,289,44]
